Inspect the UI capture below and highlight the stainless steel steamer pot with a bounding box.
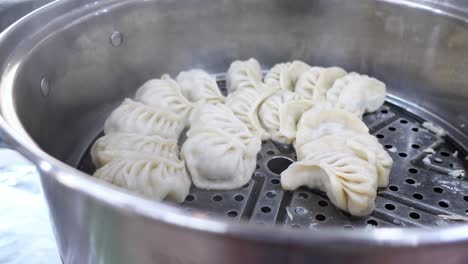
[0,0,468,263]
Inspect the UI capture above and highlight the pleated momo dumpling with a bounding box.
[94,157,190,203]
[176,69,225,104]
[188,103,257,143]
[104,99,185,140]
[91,133,179,168]
[264,60,311,91]
[295,67,347,101]
[294,107,369,156]
[297,131,393,187]
[281,151,378,216]
[182,128,259,190]
[182,104,261,190]
[226,58,263,93]
[326,72,386,117]
[258,90,313,144]
[264,62,290,90]
[226,87,275,140]
[134,75,194,125]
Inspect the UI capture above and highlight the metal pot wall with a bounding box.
[0,0,467,263]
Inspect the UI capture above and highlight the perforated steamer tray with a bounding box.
[78,78,468,230]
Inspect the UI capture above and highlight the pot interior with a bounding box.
[4,0,468,229]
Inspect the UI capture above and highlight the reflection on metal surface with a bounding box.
[40,76,49,97]
[110,31,122,47]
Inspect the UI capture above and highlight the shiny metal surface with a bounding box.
[0,0,467,263]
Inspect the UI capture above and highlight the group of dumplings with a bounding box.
[90,58,393,216]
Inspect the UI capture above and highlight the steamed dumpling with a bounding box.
[326,73,386,117]
[294,107,368,154]
[226,58,263,93]
[286,61,312,85]
[94,157,190,203]
[134,75,194,124]
[226,87,275,140]
[264,60,311,90]
[182,127,260,190]
[189,103,257,144]
[281,151,378,216]
[346,133,393,187]
[91,133,179,168]
[176,69,225,104]
[264,62,290,90]
[104,99,185,140]
[297,131,393,187]
[278,100,315,141]
[258,90,313,144]
[182,104,261,189]
[258,90,300,142]
[295,67,347,101]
